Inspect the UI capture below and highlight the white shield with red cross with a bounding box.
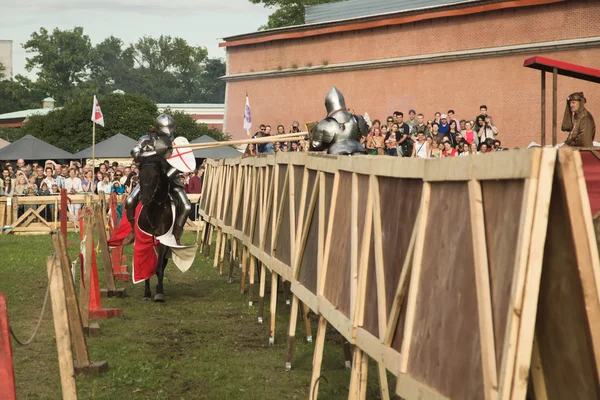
[167,137,196,173]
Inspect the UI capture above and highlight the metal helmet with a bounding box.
[325,86,346,116]
[155,114,175,138]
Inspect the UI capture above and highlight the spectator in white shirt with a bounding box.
[65,168,82,221]
[96,174,112,194]
[42,167,57,190]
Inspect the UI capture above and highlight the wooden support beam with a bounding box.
[46,255,78,400]
[468,179,499,400]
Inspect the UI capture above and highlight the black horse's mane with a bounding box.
[139,159,170,206]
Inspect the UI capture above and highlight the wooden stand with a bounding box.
[49,231,109,392]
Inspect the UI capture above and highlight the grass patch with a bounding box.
[1,232,392,399]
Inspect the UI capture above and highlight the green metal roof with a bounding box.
[0,107,59,120]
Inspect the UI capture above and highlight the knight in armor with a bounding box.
[125,114,192,241]
[310,86,368,155]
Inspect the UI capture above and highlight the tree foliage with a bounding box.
[21,93,157,153]
[0,27,227,115]
[22,27,94,104]
[249,0,343,29]
[16,93,228,154]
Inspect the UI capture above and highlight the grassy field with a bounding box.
[1,232,394,399]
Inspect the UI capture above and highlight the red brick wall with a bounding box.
[227,1,600,75]
[225,0,600,148]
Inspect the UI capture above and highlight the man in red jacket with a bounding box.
[187,168,203,194]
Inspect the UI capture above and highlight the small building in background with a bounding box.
[0,97,58,128]
[157,103,224,131]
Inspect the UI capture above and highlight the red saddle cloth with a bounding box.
[108,203,158,283]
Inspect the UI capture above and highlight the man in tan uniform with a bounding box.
[562,92,596,147]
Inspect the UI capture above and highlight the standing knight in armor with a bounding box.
[310,86,368,155]
[126,114,192,240]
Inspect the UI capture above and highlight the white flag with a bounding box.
[243,94,252,136]
[91,95,105,127]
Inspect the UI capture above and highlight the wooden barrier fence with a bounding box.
[197,148,600,400]
[0,193,202,235]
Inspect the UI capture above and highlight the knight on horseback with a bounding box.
[125,114,192,243]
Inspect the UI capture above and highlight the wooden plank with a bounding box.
[497,152,542,400]
[317,296,353,341]
[468,179,498,400]
[46,256,78,400]
[383,213,417,346]
[530,337,548,400]
[396,374,449,400]
[403,182,483,399]
[294,172,320,298]
[480,179,525,373]
[94,204,116,292]
[318,171,338,297]
[53,233,90,369]
[322,171,351,317]
[424,148,539,182]
[558,149,600,372]
[370,176,388,338]
[308,316,327,400]
[354,179,373,335]
[399,182,431,374]
[531,148,600,400]
[509,149,557,400]
[0,203,6,230]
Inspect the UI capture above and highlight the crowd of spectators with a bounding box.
[0,159,141,222]
[249,105,503,158]
[0,158,206,224]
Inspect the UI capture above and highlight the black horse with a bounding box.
[137,159,176,303]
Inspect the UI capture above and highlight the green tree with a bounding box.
[249,0,343,29]
[88,36,136,95]
[21,92,158,153]
[22,27,93,103]
[191,58,226,104]
[0,61,5,80]
[19,93,230,154]
[128,35,209,102]
[0,76,46,114]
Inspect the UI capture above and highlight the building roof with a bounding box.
[306,0,476,24]
[72,133,138,158]
[0,107,58,121]
[190,135,242,159]
[220,0,563,48]
[157,103,224,110]
[0,135,73,160]
[523,56,600,84]
[0,138,9,149]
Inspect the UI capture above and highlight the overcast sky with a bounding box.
[0,0,272,78]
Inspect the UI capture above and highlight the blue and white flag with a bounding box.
[243,93,252,136]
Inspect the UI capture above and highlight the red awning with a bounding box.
[523,56,600,84]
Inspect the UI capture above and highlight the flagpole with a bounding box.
[92,121,96,173]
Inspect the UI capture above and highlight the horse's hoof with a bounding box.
[142,297,151,303]
[154,294,165,303]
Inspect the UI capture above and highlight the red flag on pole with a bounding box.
[91,95,105,127]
